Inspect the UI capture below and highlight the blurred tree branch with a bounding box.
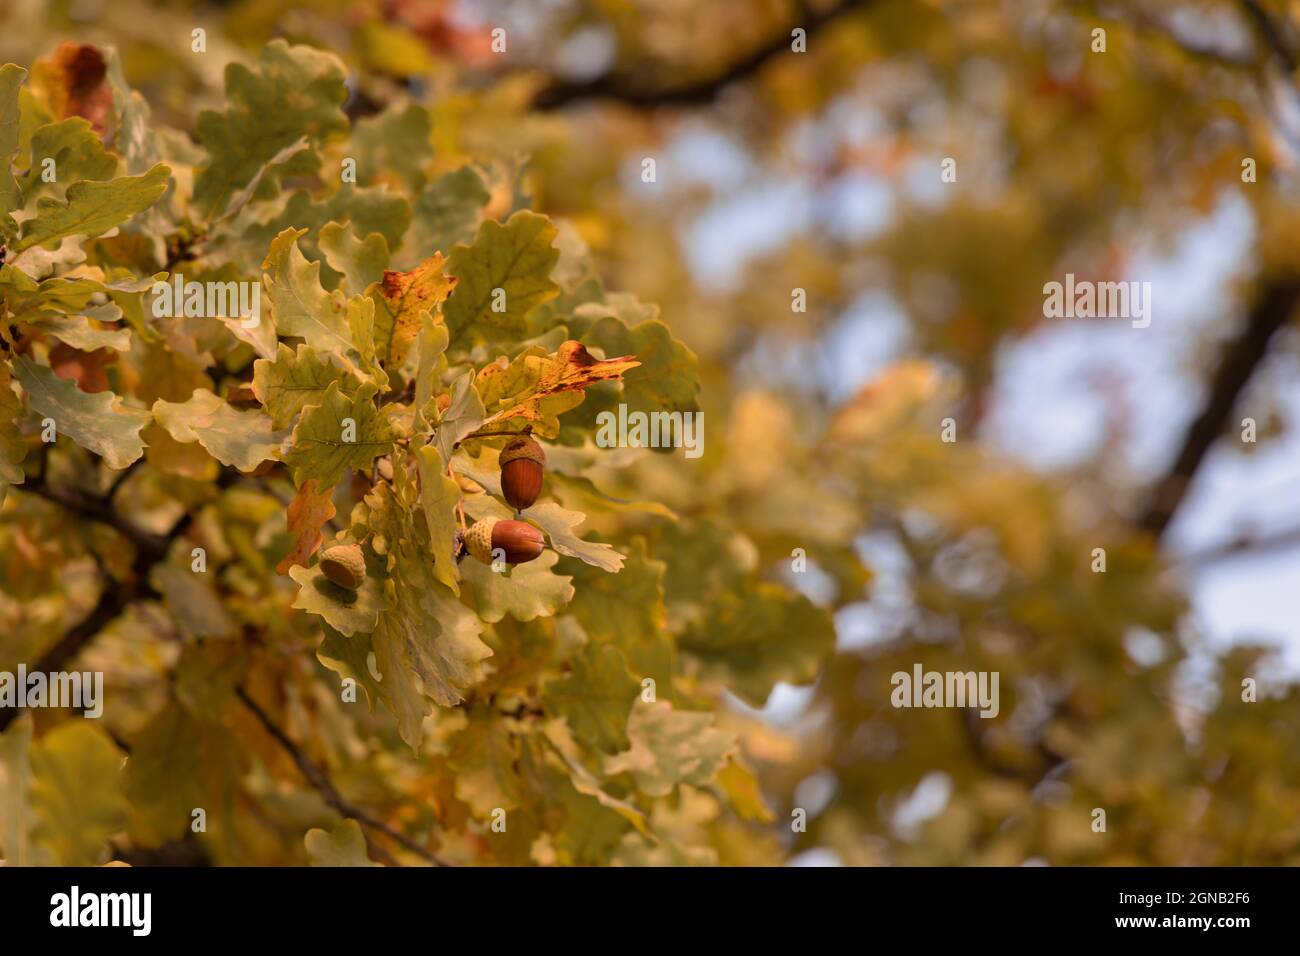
[533,0,877,109]
[1177,522,1300,566]
[1136,278,1300,539]
[235,686,450,868]
[1241,0,1299,72]
[0,466,238,733]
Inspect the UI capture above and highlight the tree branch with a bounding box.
[1241,0,1299,72]
[532,0,876,109]
[235,686,452,867]
[0,466,239,734]
[1136,278,1300,540]
[1176,522,1300,567]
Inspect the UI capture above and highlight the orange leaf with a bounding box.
[31,43,113,135]
[477,340,640,433]
[276,479,338,575]
[49,343,115,394]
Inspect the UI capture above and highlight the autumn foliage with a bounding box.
[2,0,1300,868]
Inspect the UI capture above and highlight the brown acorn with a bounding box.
[499,433,545,511]
[319,544,366,590]
[465,517,545,565]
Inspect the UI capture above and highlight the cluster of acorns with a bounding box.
[463,432,546,566]
[316,432,548,591]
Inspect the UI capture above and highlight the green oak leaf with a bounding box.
[12,355,149,468]
[611,832,717,867]
[320,220,389,296]
[277,185,411,250]
[305,820,378,866]
[527,501,625,572]
[29,309,130,352]
[19,117,117,200]
[0,64,27,237]
[261,227,352,356]
[30,722,127,866]
[579,311,701,415]
[416,443,462,595]
[150,564,239,639]
[432,371,485,463]
[192,40,348,218]
[124,702,244,846]
[285,381,399,488]
[252,342,358,430]
[356,480,492,746]
[219,136,310,224]
[543,721,651,837]
[407,165,489,260]
[545,643,639,754]
[347,294,386,386]
[373,577,491,748]
[444,210,560,344]
[289,563,390,637]
[603,702,735,797]
[413,311,449,430]
[152,388,282,471]
[462,549,574,623]
[448,710,523,817]
[678,584,836,707]
[317,624,383,710]
[350,102,432,193]
[562,537,671,688]
[15,163,170,252]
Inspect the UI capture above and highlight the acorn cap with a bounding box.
[465,517,499,564]
[499,433,545,469]
[319,543,366,590]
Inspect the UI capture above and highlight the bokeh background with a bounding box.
[3,0,1300,865]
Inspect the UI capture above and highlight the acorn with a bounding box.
[319,544,366,590]
[465,517,545,565]
[499,433,545,511]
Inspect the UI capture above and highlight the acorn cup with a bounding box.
[318,543,366,590]
[499,433,545,512]
[465,517,545,565]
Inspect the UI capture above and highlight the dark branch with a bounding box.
[1136,278,1300,540]
[1176,522,1300,567]
[235,686,451,867]
[1241,0,1299,72]
[0,466,239,733]
[532,0,876,109]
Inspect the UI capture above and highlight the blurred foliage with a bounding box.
[1,0,1299,866]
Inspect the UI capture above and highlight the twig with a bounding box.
[234,686,452,867]
[532,0,877,109]
[1175,522,1300,567]
[0,467,239,733]
[455,425,531,447]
